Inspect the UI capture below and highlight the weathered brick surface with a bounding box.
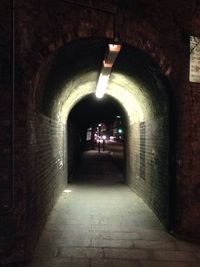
[25,113,65,258]
[0,0,200,265]
[0,0,12,213]
[0,116,12,213]
[127,117,170,228]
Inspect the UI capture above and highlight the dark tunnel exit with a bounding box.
[67,94,126,183]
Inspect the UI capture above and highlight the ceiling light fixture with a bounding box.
[95,43,121,99]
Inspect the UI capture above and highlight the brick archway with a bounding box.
[1,1,200,265]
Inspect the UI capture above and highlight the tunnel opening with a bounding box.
[37,37,173,232]
[4,2,200,265]
[67,94,127,184]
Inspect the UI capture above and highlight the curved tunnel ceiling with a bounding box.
[42,38,169,125]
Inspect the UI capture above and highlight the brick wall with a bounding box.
[0,0,12,214]
[25,112,65,258]
[175,79,200,239]
[1,0,200,264]
[0,116,12,214]
[0,112,65,264]
[0,111,28,264]
[127,116,170,228]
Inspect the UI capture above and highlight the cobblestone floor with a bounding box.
[28,151,200,267]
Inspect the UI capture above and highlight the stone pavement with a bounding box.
[28,151,200,267]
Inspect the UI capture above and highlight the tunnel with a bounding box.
[17,37,176,266]
[2,1,200,265]
[34,37,172,228]
[1,0,200,264]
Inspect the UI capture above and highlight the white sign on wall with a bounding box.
[190,36,200,83]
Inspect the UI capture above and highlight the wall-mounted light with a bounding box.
[95,44,121,99]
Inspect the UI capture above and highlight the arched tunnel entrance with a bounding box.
[25,36,177,264]
[41,38,171,229]
[28,37,175,264]
[67,94,126,183]
[2,2,200,264]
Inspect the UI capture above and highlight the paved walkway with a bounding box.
[29,151,200,267]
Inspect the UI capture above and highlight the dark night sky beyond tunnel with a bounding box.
[68,94,123,127]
